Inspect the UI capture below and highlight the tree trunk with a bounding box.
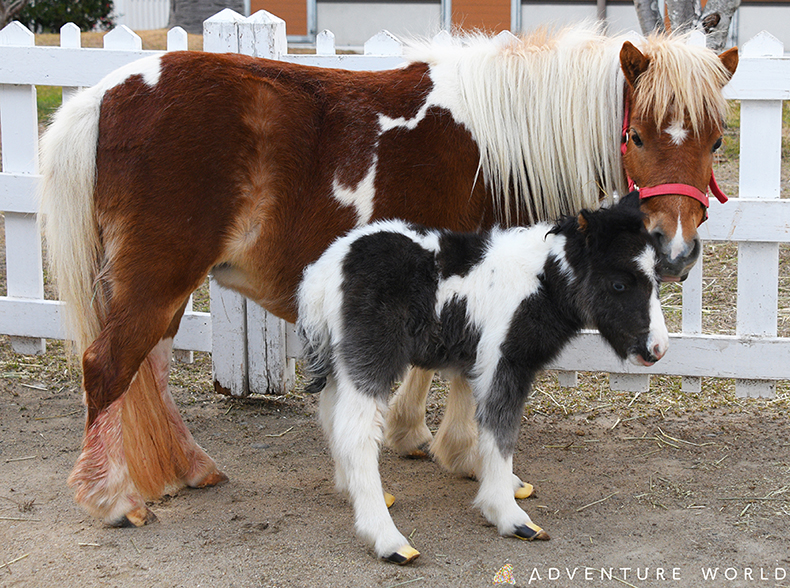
[633,0,665,34]
[0,0,29,29]
[632,0,740,52]
[168,0,246,34]
[697,0,741,51]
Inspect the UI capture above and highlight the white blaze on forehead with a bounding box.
[665,120,689,146]
[332,156,377,226]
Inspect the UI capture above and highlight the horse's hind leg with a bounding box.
[70,286,222,525]
[384,367,434,457]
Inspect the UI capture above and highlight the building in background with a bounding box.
[113,0,790,49]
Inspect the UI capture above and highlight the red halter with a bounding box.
[621,94,727,220]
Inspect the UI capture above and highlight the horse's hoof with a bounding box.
[116,506,157,528]
[515,482,534,499]
[405,443,432,460]
[192,471,229,489]
[384,492,396,509]
[385,545,421,565]
[514,522,550,541]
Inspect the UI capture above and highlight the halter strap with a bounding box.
[620,91,728,219]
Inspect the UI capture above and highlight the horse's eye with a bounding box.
[630,130,643,148]
[611,281,627,293]
[712,137,723,152]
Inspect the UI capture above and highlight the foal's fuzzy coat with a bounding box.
[297,193,668,563]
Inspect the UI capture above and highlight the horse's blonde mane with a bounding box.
[404,23,729,225]
[634,33,731,133]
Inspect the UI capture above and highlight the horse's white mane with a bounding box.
[404,23,728,226]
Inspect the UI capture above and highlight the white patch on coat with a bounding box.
[332,156,378,226]
[665,120,689,146]
[434,223,558,396]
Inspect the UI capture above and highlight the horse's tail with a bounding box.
[39,84,106,354]
[295,266,336,394]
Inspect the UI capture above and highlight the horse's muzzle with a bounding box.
[652,230,702,282]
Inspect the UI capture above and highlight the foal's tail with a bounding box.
[39,84,106,354]
[295,267,335,394]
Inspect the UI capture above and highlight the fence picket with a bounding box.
[0,22,46,355]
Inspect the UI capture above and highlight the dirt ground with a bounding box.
[2,353,790,588]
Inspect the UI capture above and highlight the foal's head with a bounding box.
[620,36,738,282]
[565,192,669,366]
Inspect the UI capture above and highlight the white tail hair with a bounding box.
[39,84,106,353]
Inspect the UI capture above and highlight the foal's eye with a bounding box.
[611,281,627,293]
[630,130,643,148]
[712,137,723,152]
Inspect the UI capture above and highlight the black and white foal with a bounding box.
[297,193,669,564]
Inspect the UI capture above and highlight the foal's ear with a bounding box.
[718,46,739,80]
[576,211,593,236]
[619,190,641,209]
[620,41,650,88]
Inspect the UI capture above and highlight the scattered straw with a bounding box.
[0,516,40,522]
[34,410,80,421]
[0,553,29,570]
[264,426,294,438]
[4,456,36,463]
[384,578,425,588]
[576,492,619,512]
[614,577,641,588]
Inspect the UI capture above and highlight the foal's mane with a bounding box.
[404,24,730,226]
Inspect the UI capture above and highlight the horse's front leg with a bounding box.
[384,367,434,457]
[327,372,419,564]
[430,374,479,476]
[472,379,549,541]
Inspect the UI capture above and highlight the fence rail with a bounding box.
[0,11,788,398]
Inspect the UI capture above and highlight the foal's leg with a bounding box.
[327,372,419,564]
[385,367,434,457]
[472,376,549,541]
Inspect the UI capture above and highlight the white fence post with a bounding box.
[204,9,250,396]
[734,32,783,398]
[0,22,46,355]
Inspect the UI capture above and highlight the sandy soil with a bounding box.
[2,364,790,588]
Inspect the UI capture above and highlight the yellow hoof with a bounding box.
[386,545,420,565]
[384,492,396,508]
[515,482,534,500]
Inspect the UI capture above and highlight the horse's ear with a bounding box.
[718,46,739,80]
[620,41,650,88]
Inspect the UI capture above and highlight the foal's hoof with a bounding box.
[116,506,158,528]
[405,443,432,460]
[192,471,229,489]
[515,482,534,499]
[514,522,550,541]
[385,545,421,565]
[384,492,396,509]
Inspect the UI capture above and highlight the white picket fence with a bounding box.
[0,10,788,399]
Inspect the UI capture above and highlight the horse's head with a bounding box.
[620,37,738,282]
[571,192,669,366]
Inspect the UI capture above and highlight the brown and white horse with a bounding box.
[39,24,737,527]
